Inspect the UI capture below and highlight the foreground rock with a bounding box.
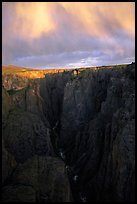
[2,156,72,202]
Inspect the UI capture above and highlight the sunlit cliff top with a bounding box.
[2,63,131,79]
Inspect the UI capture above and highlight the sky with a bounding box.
[2,2,135,69]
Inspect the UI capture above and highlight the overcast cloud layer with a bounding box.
[2,2,135,68]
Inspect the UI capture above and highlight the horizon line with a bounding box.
[2,62,134,70]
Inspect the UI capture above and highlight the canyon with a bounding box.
[2,63,135,202]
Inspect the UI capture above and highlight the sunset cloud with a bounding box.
[2,2,135,68]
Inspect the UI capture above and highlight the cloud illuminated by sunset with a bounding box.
[2,2,135,68]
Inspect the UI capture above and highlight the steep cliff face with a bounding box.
[58,64,135,202]
[2,72,72,202]
[2,63,135,202]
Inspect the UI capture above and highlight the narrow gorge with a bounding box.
[2,63,135,202]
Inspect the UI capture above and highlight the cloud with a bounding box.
[2,2,135,68]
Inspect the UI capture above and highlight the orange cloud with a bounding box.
[5,2,134,40]
[14,2,56,39]
[60,2,135,38]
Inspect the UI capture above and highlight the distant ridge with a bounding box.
[2,62,132,72]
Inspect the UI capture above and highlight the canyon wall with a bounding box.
[2,63,135,202]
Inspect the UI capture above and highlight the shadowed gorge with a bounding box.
[2,63,135,202]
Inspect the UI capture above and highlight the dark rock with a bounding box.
[2,63,135,202]
[2,156,73,202]
[3,109,54,163]
[2,139,17,184]
[2,185,36,202]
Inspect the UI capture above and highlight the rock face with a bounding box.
[2,63,135,202]
[2,72,72,202]
[2,86,12,122]
[3,109,54,163]
[2,139,17,184]
[2,156,72,202]
[58,64,135,202]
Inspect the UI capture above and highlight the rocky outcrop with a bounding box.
[2,63,135,202]
[2,156,72,202]
[2,86,12,122]
[3,109,54,163]
[2,74,29,90]
[2,71,72,202]
[2,139,17,184]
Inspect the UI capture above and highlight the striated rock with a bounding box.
[2,63,135,202]
[2,185,36,202]
[58,64,135,201]
[3,109,54,163]
[2,139,17,184]
[2,87,12,122]
[39,72,71,127]
[2,156,73,202]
